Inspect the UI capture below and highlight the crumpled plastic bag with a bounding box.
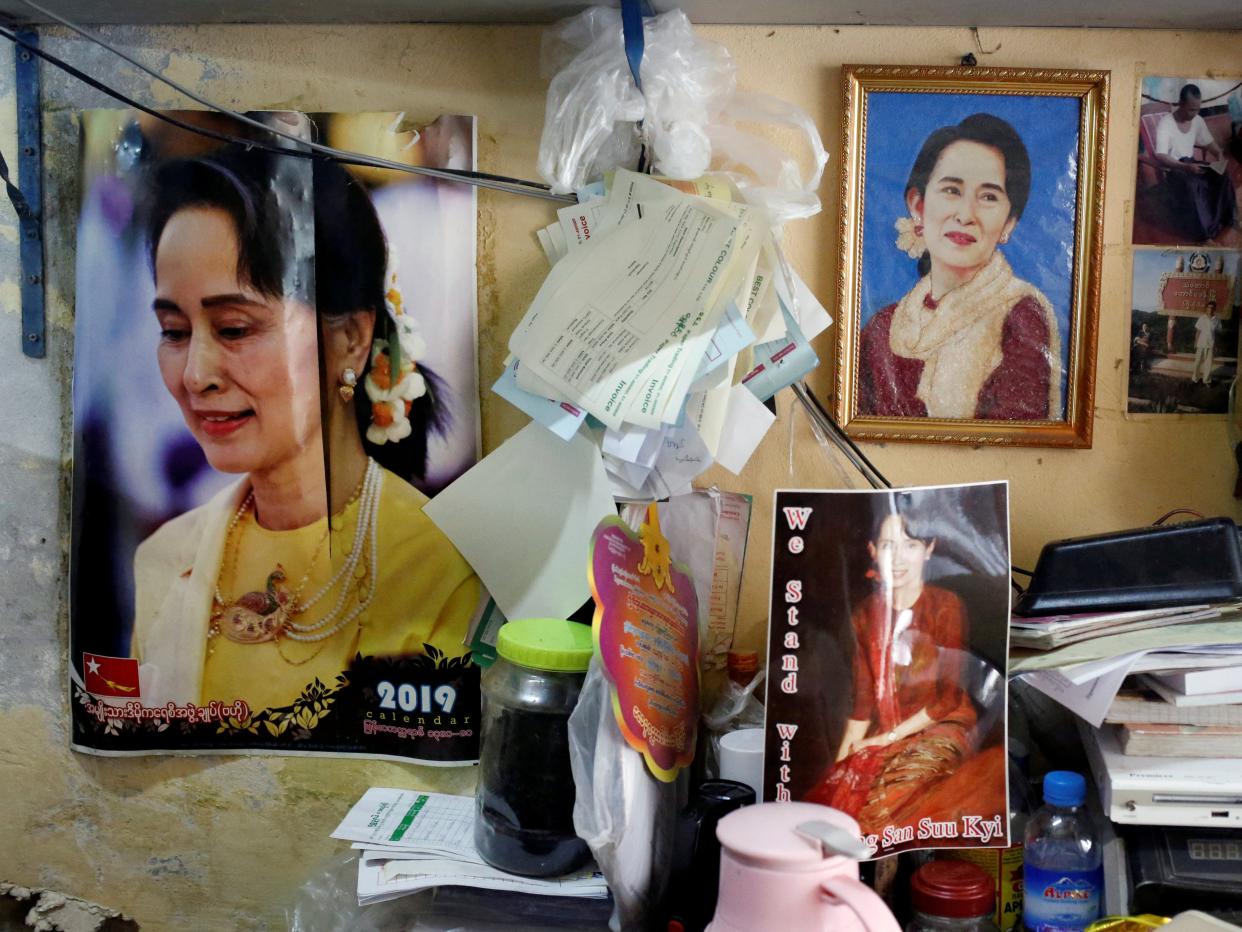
[701,668,765,780]
[287,850,614,931]
[537,7,827,223]
[568,658,680,931]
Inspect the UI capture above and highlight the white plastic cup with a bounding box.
[718,728,765,801]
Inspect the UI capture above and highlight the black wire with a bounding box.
[797,381,892,489]
[1141,81,1242,106]
[0,27,556,196]
[1152,507,1205,526]
[1011,565,1034,577]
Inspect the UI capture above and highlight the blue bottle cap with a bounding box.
[1043,770,1086,807]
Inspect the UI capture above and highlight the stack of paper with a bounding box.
[498,169,830,500]
[1012,603,1242,734]
[331,788,609,906]
[1010,604,1220,650]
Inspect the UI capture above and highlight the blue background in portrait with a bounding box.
[860,92,1081,414]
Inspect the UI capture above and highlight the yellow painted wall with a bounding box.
[0,21,1238,928]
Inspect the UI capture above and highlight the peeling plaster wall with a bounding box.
[0,22,1238,928]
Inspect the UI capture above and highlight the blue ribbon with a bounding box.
[620,0,647,93]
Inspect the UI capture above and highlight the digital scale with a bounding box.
[1123,826,1242,922]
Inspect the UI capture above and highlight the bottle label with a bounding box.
[1022,864,1102,932]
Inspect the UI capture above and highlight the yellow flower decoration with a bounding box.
[637,503,675,593]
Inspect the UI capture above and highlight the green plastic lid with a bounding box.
[496,619,594,672]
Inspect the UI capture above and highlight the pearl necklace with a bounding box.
[285,460,382,642]
[213,462,371,615]
[209,459,383,647]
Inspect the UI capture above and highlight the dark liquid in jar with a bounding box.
[475,703,590,877]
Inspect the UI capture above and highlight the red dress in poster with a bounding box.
[805,514,1005,839]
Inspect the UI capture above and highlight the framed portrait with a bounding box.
[833,66,1109,448]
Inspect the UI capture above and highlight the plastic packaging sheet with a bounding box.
[287,850,613,931]
[536,7,827,224]
[569,659,680,931]
[701,669,766,780]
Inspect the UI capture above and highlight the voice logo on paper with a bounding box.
[82,652,141,698]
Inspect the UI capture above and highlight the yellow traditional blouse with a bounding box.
[132,467,480,712]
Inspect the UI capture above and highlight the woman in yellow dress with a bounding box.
[131,147,481,714]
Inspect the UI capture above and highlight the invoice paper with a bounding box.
[492,358,586,442]
[510,196,763,430]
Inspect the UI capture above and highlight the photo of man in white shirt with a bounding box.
[1152,84,1238,242]
[1193,298,1222,384]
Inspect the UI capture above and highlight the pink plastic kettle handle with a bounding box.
[819,875,902,932]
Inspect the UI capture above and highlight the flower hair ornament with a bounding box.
[364,256,428,445]
[894,216,925,259]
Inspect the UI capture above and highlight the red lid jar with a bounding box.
[910,860,996,926]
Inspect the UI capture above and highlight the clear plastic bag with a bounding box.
[537,7,649,195]
[568,659,680,931]
[709,91,828,223]
[537,7,827,224]
[287,850,614,931]
[700,668,766,780]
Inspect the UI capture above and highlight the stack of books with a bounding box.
[1012,603,1242,828]
[1107,674,1242,758]
[1010,604,1226,652]
[1011,603,1242,731]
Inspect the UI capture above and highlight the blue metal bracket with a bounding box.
[14,29,44,359]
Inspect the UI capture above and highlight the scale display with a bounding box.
[1128,826,1242,916]
[1187,839,1242,862]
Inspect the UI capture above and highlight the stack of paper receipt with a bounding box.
[1012,603,1242,728]
[332,788,609,906]
[496,169,830,500]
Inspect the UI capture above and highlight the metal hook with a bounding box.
[971,26,1003,55]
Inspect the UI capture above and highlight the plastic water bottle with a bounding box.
[1022,771,1102,932]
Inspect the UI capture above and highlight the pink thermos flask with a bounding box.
[706,802,901,932]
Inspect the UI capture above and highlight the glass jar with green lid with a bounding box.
[474,618,594,877]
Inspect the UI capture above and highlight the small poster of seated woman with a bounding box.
[70,110,485,762]
[765,483,1010,858]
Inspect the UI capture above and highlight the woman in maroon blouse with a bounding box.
[806,506,980,835]
[860,114,1062,421]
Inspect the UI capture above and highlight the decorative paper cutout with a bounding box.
[589,508,700,782]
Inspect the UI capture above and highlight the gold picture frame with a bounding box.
[833,65,1109,448]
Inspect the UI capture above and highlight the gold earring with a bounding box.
[339,368,357,402]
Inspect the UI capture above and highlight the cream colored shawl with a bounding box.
[132,477,247,706]
[888,252,1062,419]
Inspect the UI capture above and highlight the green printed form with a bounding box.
[389,794,429,842]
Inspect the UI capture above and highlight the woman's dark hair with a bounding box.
[145,145,447,483]
[905,113,1031,277]
[870,494,938,547]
